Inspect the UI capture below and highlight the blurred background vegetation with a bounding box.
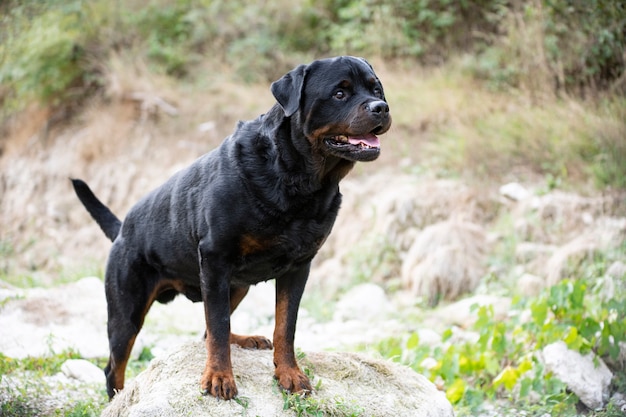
[0,0,624,187]
[1,3,625,415]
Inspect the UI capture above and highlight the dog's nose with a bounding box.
[366,100,389,114]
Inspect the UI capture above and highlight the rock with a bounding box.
[431,295,511,329]
[61,359,104,384]
[500,182,530,201]
[333,283,391,322]
[545,235,599,286]
[0,277,108,358]
[610,392,626,413]
[308,258,346,296]
[517,273,545,297]
[102,341,454,417]
[296,314,405,352]
[607,261,626,280]
[541,341,613,410]
[416,328,442,347]
[514,242,556,263]
[401,219,487,305]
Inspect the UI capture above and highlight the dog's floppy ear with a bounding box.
[271,64,307,117]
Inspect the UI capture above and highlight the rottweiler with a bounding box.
[71,56,391,400]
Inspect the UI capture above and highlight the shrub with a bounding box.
[2,0,623,112]
[0,2,104,113]
[373,275,626,415]
[470,0,626,96]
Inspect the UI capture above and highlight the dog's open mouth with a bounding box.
[323,132,381,162]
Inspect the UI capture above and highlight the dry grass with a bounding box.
[0,51,624,282]
[373,59,626,188]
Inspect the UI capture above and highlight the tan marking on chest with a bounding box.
[240,234,273,256]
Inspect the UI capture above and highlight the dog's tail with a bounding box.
[71,179,122,242]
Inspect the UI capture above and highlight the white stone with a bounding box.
[499,182,531,201]
[607,261,626,279]
[541,341,613,410]
[333,283,392,322]
[434,295,511,328]
[514,242,556,262]
[61,359,104,384]
[517,273,545,297]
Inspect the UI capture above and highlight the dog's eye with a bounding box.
[333,90,346,100]
[373,87,383,98]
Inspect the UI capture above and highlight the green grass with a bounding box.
[0,349,82,376]
[0,349,108,417]
[0,346,154,417]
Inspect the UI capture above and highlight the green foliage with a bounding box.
[0,1,103,112]
[521,279,626,360]
[281,391,364,417]
[373,276,626,415]
[0,348,108,417]
[59,401,102,417]
[470,0,626,95]
[0,396,42,417]
[306,0,502,60]
[121,1,203,77]
[0,348,81,376]
[1,0,623,115]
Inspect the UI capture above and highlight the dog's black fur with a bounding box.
[71,56,391,400]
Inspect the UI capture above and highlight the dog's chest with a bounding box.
[232,193,340,284]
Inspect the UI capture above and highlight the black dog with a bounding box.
[71,56,391,400]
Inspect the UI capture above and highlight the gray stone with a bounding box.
[0,277,108,358]
[517,273,545,297]
[102,341,454,417]
[434,295,511,328]
[61,359,104,384]
[541,341,613,410]
[499,182,531,201]
[607,261,626,280]
[333,283,391,322]
[514,242,556,263]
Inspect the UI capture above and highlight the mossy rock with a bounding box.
[102,341,454,417]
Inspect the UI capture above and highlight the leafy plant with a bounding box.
[373,276,626,415]
[0,1,104,113]
[2,0,622,117]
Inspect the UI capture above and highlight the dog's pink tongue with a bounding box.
[347,134,380,148]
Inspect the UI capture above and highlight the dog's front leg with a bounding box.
[198,247,237,400]
[273,262,313,394]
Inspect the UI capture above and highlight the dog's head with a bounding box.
[271,56,391,162]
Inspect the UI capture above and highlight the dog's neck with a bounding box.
[317,155,355,185]
[264,105,355,187]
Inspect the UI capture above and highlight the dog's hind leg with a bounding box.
[228,286,273,349]
[103,252,159,399]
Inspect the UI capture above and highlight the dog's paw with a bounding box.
[230,333,273,350]
[274,365,313,395]
[201,370,238,400]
